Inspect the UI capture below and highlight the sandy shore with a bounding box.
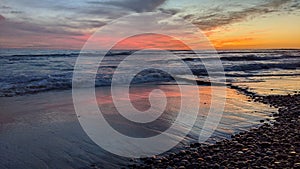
[0,85,276,169]
[127,94,300,168]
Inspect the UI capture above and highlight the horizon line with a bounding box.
[1,47,300,51]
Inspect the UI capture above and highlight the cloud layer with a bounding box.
[0,0,299,49]
[87,0,167,13]
[178,0,300,30]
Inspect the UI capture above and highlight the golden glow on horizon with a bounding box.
[206,14,300,49]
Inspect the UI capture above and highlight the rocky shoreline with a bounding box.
[126,94,300,169]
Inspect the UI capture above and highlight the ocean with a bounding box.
[0,49,299,97]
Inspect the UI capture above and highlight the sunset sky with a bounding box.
[0,0,300,50]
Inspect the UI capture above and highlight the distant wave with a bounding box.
[225,62,300,71]
[220,54,300,61]
[0,51,135,58]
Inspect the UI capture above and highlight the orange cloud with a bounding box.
[110,33,192,50]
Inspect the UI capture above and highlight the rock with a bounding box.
[186,163,199,169]
[155,159,162,163]
[197,157,204,162]
[260,142,271,148]
[191,152,199,158]
[144,159,153,165]
[266,151,273,155]
[180,159,189,165]
[294,163,300,168]
[179,150,186,155]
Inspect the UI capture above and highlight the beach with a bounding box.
[128,93,300,168]
[2,0,300,168]
[0,49,299,168]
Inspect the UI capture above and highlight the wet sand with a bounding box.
[0,85,275,169]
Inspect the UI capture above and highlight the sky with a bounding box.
[0,0,300,50]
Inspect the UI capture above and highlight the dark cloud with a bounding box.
[179,0,297,30]
[80,6,129,19]
[10,11,24,14]
[77,19,106,28]
[58,18,106,29]
[87,0,167,13]
[0,19,84,37]
[0,5,12,9]
[158,8,181,15]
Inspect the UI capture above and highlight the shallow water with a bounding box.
[233,71,300,95]
[0,85,276,168]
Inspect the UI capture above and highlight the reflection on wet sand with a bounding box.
[0,85,276,168]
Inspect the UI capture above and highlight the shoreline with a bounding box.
[1,84,298,168]
[127,92,300,168]
[0,85,277,169]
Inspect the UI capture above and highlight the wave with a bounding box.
[225,62,300,72]
[0,49,299,97]
[220,54,300,61]
[0,51,136,58]
[1,61,298,97]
